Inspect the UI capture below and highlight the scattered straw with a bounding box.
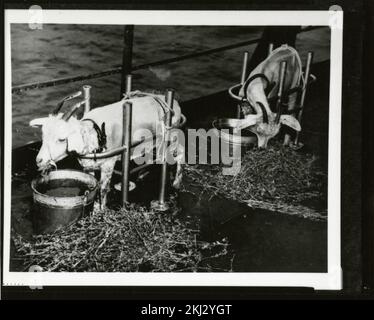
[12,199,230,272]
[182,142,327,206]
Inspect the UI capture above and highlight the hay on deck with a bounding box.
[12,199,230,272]
[182,142,327,205]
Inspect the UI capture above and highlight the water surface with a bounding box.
[11,25,330,147]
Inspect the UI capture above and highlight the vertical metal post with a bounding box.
[268,43,274,56]
[295,51,314,145]
[151,89,174,211]
[120,25,134,98]
[83,85,91,114]
[237,51,249,119]
[121,101,132,206]
[125,74,132,94]
[240,51,249,84]
[275,61,287,123]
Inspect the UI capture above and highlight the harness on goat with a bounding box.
[241,73,272,98]
[240,73,304,115]
[122,90,175,162]
[81,119,107,153]
[240,73,274,112]
[239,45,304,116]
[122,90,174,119]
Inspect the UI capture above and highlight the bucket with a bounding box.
[211,118,257,172]
[31,170,98,234]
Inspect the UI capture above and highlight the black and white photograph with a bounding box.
[3,9,343,290]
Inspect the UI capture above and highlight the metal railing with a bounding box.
[11,26,325,94]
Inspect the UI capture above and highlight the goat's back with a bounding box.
[82,95,181,149]
[250,45,302,99]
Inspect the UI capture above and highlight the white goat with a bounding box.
[30,93,183,209]
[236,45,303,148]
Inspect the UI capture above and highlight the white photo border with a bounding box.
[3,9,343,290]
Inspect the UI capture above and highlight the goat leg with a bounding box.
[99,159,116,210]
[172,143,185,189]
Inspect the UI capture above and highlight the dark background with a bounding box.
[1,0,373,300]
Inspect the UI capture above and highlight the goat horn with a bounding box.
[53,100,66,115]
[256,102,269,124]
[53,91,82,115]
[62,100,85,121]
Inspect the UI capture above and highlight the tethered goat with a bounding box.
[30,92,183,209]
[236,44,303,148]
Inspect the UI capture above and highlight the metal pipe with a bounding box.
[83,85,91,114]
[121,101,132,205]
[237,51,249,118]
[125,74,132,94]
[120,25,134,98]
[275,61,287,123]
[268,43,274,56]
[295,51,314,145]
[78,120,190,160]
[79,113,187,159]
[151,89,174,211]
[80,145,128,160]
[159,90,173,204]
[240,51,249,84]
[79,136,159,159]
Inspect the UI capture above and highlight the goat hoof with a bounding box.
[288,141,304,150]
[93,201,102,213]
[172,175,183,189]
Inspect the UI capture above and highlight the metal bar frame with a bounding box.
[295,51,314,145]
[121,74,134,205]
[120,25,134,98]
[121,101,132,205]
[275,61,287,125]
[268,42,274,56]
[151,89,174,212]
[237,51,249,118]
[78,115,186,160]
[228,73,317,103]
[125,74,132,95]
[83,85,91,114]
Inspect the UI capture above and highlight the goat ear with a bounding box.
[67,131,85,154]
[236,115,259,130]
[280,115,301,132]
[29,118,48,127]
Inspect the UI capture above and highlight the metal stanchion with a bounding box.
[121,101,132,206]
[151,89,174,211]
[295,51,314,146]
[275,61,287,124]
[237,51,249,119]
[125,74,132,95]
[268,43,274,56]
[120,25,134,98]
[82,85,91,114]
[240,51,249,85]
